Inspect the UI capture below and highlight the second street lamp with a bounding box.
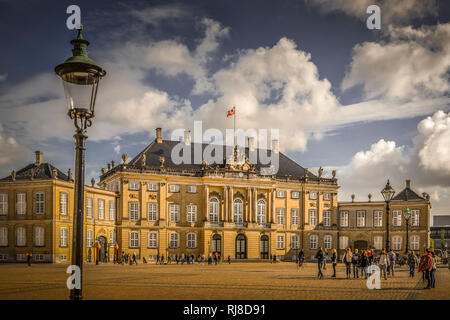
[404,206,411,254]
[55,25,106,300]
[381,180,395,253]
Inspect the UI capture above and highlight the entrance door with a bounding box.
[98,236,107,262]
[260,235,269,259]
[354,240,368,251]
[212,234,221,256]
[235,234,246,259]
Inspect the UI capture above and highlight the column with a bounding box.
[228,186,234,222]
[224,186,228,222]
[204,185,209,221]
[140,182,145,221]
[246,187,251,222]
[253,188,257,223]
[270,189,275,224]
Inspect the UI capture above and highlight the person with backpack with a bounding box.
[418,249,433,289]
[342,247,353,279]
[315,247,325,279]
[407,250,419,277]
[351,249,360,279]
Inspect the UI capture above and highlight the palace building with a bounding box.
[0,128,431,263]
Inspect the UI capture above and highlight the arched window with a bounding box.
[233,198,243,223]
[257,200,266,225]
[209,197,219,224]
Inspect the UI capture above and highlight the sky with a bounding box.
[0,0,449,218]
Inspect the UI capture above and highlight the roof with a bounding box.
[392,187,426,201]
[127,140,318,179]
[0,162,71,182]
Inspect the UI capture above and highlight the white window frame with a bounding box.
[60,227,68,247]
[209,198,219,224]
[291,235,299,249]
[309,192,317,200]
[411,210,420,227]
[109,200,116,221]
[169,184,180,193]
[291,209,299,226]
[276,208,285,225]
[356,210,366,227]
[291,191,300,199]
[392,235,402,250]
[374,236,383,250]
[257,200,266,225]
[86,198,93,218]
[0,193,8,216]
[323,193,331,201]
[309,209,317,226]
[276,190,286,198]
[35,192,45,215]
[130,231,140,248]
[148,232,158,248]
[323,210,331,227]
[310,235,318,250]
[16,227,26,246]
[98,199,105,220]
[277,235,285,249]
[324,235,332,250]
[129,202,140,221]
[59,192,68,216]
[393,210,402,227]
[148,203,158,221]
[187,185,197,193]
[0,227,8,246]
[187,232,196,248]
[374,210,383,227]
[87,230,93,247]
[128,182,140,191]
[16,192,26,215]
[169,203,180,222]
[233,199,244,224]
[340,211,349,227]
[0,254,8,261]
[147,183,158,191]
[34,226,44,247]
[411,235,420,251]
[187,204,197,223]
[340,236,349,250]
[169,232,179,248]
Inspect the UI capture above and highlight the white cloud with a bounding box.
[306,0,438,25]
[0,74,6,82]
[131,3,189,26]
[0,123,27,170]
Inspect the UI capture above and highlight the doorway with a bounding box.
[235,234,246,259]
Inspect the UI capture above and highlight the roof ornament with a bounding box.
[304,168,309,182]
[318,166,323,178]
[368,193,372,202]
[30,168,35,180]
[351,194,355,203]
[332,170,336,179]
[111,160,115,168]
[52,168,58,179]
[68,168,73,181]
[141,153,146,167]
[107,163,111,170]
[159,156,165,167]
[11,170,16,182]
[101,168,106,175]
[122,153,128,164]
[91,178,95,187]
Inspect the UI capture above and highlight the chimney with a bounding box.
[184,129,191,146]
[406,179,411,189]
[35,150,43,165]
[368,194,372,202]
[272,139,279,154]
[351,194,355,203]
[248,137,255,152]
[156,128,162,143]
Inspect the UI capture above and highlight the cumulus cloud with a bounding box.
[131,3,189,26]
[306,0,438,25]
[0,123,27,169]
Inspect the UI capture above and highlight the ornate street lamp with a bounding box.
[404,206,411,254]
[381,180,395,253]
[55,25,106,300]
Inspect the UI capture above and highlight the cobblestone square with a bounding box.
[0,262,448,300]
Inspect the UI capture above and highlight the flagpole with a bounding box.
[234,106,236,149]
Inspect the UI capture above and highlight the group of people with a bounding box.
[418,249,438,289]
[116,252,232,266]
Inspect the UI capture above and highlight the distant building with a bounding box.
[433,215,450,227]
[431,215,450,250]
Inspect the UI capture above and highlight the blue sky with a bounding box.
[0,0,449,216]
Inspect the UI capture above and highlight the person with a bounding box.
[121,251,125,265]
[208,254,212,265]
[227,255,231,264]
[442,248,448,265]
[351,249,360,279]
[430,251,437,288]
[26,252,32,267]
[342,248,352,279]
[214,253,218,265]
[378,250,389,280]
[160,255,164,265]
[315,247,324,279]
[175,254,179,264]
[156,254,160,265]
[407,250,419,277]
[418,249,433,289]
[359,251,369,279]
[180,253,185,265]
[388,249,396,276]
[331,249,337,278]
[143,257,147,264]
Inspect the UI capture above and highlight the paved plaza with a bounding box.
[0,262,448,300]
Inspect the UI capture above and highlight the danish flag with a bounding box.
[226,106,235,117]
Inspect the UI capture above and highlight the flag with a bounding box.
[226,106,235,117]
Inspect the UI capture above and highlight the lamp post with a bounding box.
[55,25,106,300]
[381,180,395,253]
[404,207,411,254]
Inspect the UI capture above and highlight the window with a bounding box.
[340,211,349,227]
[86,198,93,218]
[109,231,115,245]
[324,235,332,250]
[291,191,300,199]
[411,235,420,251]
[356,211,366,227]
[16,227,26,246]
[323,193,331,201]
[129,202,139,221]
[34,226,44,246]
[187,233,196,248]
[291,209,299,226]
[277,235,285,249]
[411,210,420,226]
[339,236,349,250]
[0,227,8,246]
[16,193,26,215]
[323,211,331,227]
[98,199,105,220]
[291,235,299,249]
[35,192,45,214]
[59,192,68,216]
[209,198,219,224]
[109,200,116,221]
[86,230,93,247]
[393,210,402,227]
[392,236,402,250]
[60,255,67,262]
[233,199,244,223]
[374,236,383,250]
[148,232,158,248]
[129,182,140,190]
[276,208,285,225]
[187,204,197,223]
[16,254,26,261]
[309,209,317,226]
[60,228,68,247]
[0,193,8,215]
[310,235,318,250]
[169,184,180,193]
[374,210,383,227]
[34,254,44,262]
[148,183,158,191]
[276,190,286,198]
[0,254,7,261]
[309,192,317,200]
[169,204,180,222]
[257,200,266,225]
[148,203,158,221]
[187,185,197,193]
[169,232,179,248]
[130,231,140,248]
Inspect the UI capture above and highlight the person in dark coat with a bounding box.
[315,247,325,279]
[227,256,231,264]
[26,252,32,267]
[352,249,360,279]
[331,249,337,278]
[359,251,369,279]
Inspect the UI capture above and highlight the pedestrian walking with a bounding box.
[342,247,352,279]
[351,249,360,279]
[331,249,337,278]
[378,250,389,280]
[388,249,396,276]
[418,249,433,289]
[407,250,419,277]
[360,251,369,279]
[227,255,231,264]
[156,254,160,265]
[430,252,437,288]
[315,247,325,279]
[160,255,164,265]
[26,252,32,267]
